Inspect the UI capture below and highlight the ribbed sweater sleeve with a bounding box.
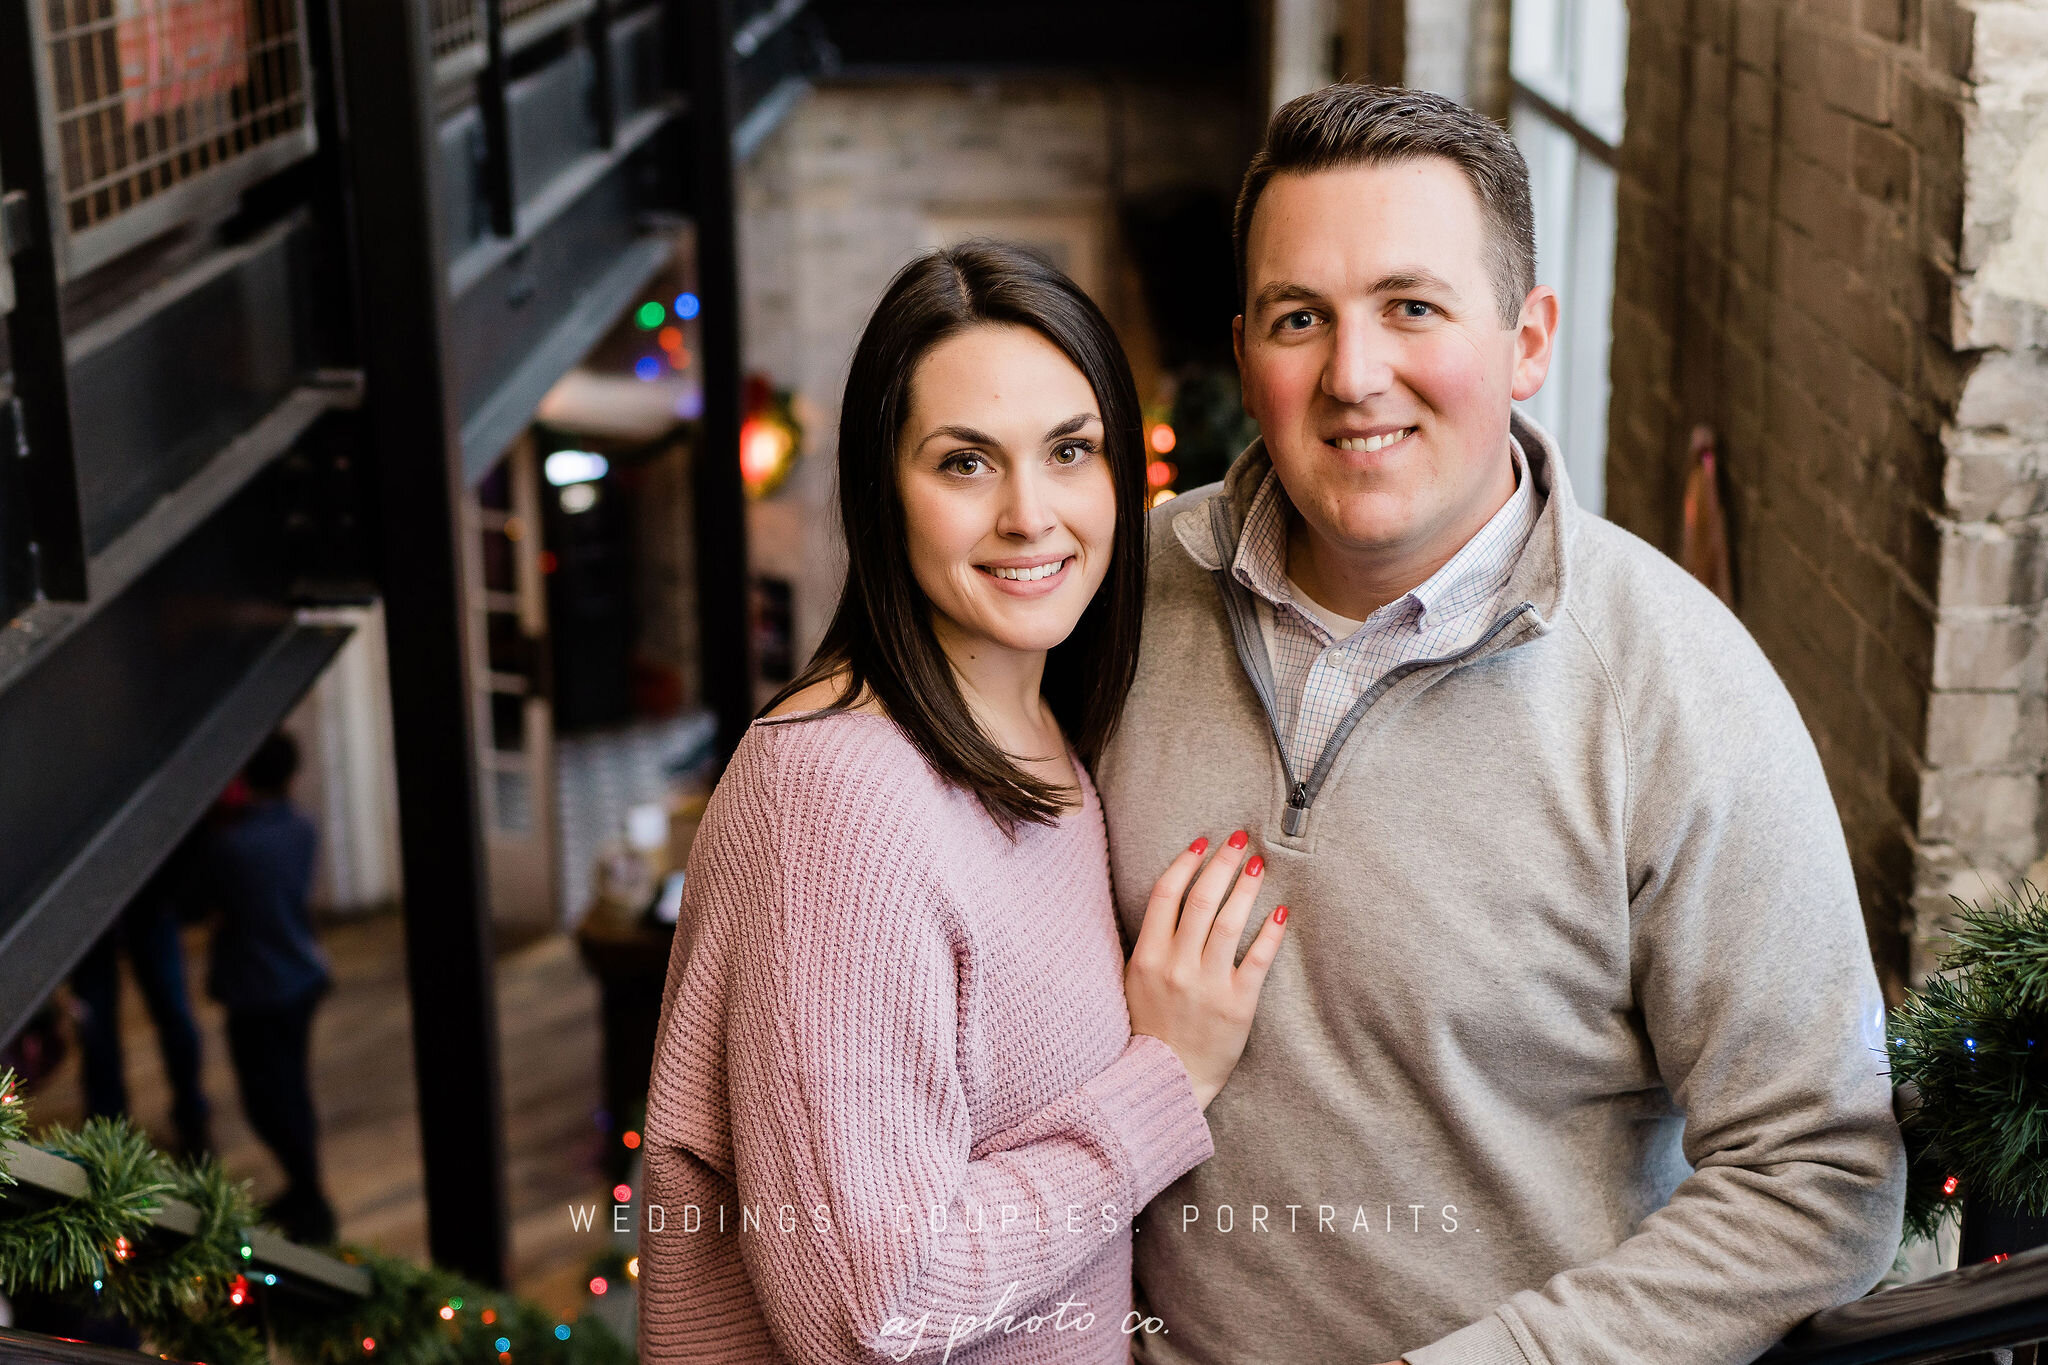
[715,729,1212,1363]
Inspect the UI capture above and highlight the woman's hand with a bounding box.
[1124,831,1290,1110]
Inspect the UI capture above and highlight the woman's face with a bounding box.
[896,323,1117,659]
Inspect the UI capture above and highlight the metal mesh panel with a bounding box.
[38,0,311,237]
[430,0,482,57]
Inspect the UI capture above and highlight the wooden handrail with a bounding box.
[0,1140,369,1307]
[1766,1242,2048,1364]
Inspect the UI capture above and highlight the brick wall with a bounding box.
[1929,3,2048,971]
[1606,0,2048,996]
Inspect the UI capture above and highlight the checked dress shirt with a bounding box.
[1235,435,1544,770]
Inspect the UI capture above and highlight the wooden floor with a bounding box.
[18,910,619,1323]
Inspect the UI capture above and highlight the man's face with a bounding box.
[1234,158,1557,568]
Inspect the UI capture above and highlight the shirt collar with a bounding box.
[1228,436,1539,636]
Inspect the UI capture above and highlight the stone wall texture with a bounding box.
[1606,0,2048,996]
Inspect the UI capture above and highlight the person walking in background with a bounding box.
[203,731,337,1246]
[68,837,213,1161]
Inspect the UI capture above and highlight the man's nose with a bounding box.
[1322,315,1395,407]
[994,464,1058,540]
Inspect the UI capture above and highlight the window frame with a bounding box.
[1509,0,1625,515]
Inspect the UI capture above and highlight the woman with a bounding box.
[639,242,1288,1363]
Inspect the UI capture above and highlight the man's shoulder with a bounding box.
[1564,511,1812,758]
[228,800,317,849]
[1567,512,1767,671]
[1144,482,1225,578]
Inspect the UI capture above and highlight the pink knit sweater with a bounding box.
[638,710,1214,1363]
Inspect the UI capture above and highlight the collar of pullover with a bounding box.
[1171,406,1580,645]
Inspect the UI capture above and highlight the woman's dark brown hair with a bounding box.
[760,241,1148,832]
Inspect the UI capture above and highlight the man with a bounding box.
[1097,85,1904,1364]
[70,839,213,1161]
[204,732,337,1245]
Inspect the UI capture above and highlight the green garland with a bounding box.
[0,1073,25,1168]
[1888,883,2048,1242]
[0,1070,633,1365]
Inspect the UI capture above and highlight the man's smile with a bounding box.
[1328,427,1417,454]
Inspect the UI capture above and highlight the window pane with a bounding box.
[491,691,527,752]
[493,767,532,834]
[1513,106,1576,449]
[1511,0,1568,102]
[482,527,516,592]
[1565,153,1617,513]
[1571,0,1629,145]
[487,610,530,676]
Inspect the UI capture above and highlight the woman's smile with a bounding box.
[976,554,1076,595]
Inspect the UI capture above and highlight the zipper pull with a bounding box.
[1282,782,1309,837]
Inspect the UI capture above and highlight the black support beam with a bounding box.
[683,0,757,762]
[333,0,511,1289]
[0,1,87,603]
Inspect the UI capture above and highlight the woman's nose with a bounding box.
[994,467,1058,540]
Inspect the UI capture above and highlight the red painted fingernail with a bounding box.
[1274,905,1289,924]
[1227,829,1248,849]
[1189,837,1208,855]
[1246,856,1264,877]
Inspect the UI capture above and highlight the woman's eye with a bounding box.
[943,453,988,476]
[1050,441,1093,465]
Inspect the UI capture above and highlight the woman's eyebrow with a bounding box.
[1043,412,1099,442]
[916,423,1001,453]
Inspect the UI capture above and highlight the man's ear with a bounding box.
[1232,313,1246,384]
[1509,286,1560,403]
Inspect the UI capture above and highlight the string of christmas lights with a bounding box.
[1888,883,2048,1246]
[0,1071,632,1365]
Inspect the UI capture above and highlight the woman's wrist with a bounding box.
[1140,1031,1221,1110]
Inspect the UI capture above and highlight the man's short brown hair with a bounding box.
[1234,83,1537,326]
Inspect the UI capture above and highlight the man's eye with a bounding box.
[1396,300,1435,319]
[1277,310,1318,331]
